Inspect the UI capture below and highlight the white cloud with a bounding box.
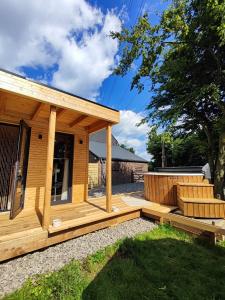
[113,110,151,161]
[0,0,122,99]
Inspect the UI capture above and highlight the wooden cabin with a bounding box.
[0,69,146,262]
[2,69,224,262]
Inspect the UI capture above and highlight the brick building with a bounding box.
[89,129,148,187]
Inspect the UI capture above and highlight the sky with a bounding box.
[0,0,169,160]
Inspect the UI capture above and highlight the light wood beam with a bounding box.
[69,115,88,128]
[56,108,66,120]
[84,134,89,201]
[42,106,56,229]
[106,124,112,213]
[31,102,45,121]
[87,120,109,134]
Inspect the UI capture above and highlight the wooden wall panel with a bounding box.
[72,132,88,204]
[24,123,48,210]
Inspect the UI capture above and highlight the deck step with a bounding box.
[177,182,214,199]
[178,196,225,218]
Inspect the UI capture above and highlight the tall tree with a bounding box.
[112,0,225,198]
[147,127,208,169]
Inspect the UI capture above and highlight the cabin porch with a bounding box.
[0,194,177,262]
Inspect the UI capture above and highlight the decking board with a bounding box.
[1,194,225,262]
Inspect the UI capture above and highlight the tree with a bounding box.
[120,143,135,154]
[112,0,225,198]
[147,127,208,169]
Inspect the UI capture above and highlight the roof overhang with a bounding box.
[0,69,120,125]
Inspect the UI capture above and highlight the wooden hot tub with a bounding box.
[144,172,203,206]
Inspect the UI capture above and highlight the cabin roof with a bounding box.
[0,68,120,124]
[0,68,118,113]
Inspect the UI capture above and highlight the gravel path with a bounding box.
[0,218,156,297]
[89,182,144,198]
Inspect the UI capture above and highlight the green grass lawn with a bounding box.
[4,225,225,300]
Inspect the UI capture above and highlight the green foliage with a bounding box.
[5,225,225,300]
[111,1,225,129]
[147,126,208,168]
[111,0,225,195]
[120,143,135,153]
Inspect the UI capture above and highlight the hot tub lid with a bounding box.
[144,172,203,176]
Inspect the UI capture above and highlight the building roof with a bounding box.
[0,69,120,126]
[90,129,119,145]
[89,141,148,163]
[0,68,119,113]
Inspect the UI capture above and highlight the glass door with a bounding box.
[0,123,19,213]
[51,132,74,205]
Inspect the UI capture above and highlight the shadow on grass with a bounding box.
[82,233,225,300]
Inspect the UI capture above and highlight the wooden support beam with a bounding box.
[56,108,66,120]
[87,120,109,134]
[84,134,89,201]
[106,124,112,213]
[69,115,88,128]
[31,102,45,121]
[42,106,56,229]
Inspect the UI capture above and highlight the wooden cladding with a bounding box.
[178,197,225,218]
[177,183,214,199]
[0,98,6,115]
[144,174,203,206]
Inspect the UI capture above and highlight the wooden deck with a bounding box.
[0,195,176,262]
[49,196,141,234]
[0,210,44,243]
[49,195,176,234]
[1,193,225,262]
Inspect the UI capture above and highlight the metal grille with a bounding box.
[0,124,19,211]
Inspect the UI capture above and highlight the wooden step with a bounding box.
[203,178,210,184]
[177,182,214,199]
[178,196,225,218]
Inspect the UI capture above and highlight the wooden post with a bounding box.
[106,124,112,212]
[84,133,89,201]
[42,105,56,229]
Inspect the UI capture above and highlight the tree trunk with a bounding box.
[203,125,215,182]
[161,140,166,167]
[214,131,225,200]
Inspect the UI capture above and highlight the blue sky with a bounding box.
[0,0,170,160]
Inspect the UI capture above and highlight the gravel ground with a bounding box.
[0,217,156,297]
[89,182,144,198]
